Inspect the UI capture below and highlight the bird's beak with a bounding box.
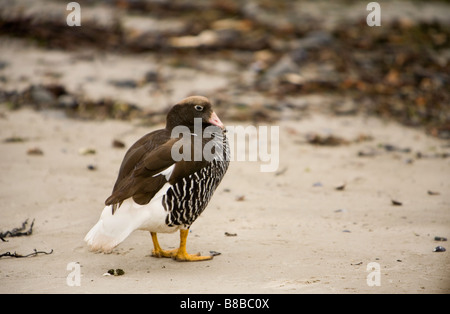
[208,111,224,129]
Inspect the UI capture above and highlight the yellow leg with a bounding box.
[151,230,212,262]
[150,232,177,258]
[173,229,213,262]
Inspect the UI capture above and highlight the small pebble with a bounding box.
[434,236,447,242]
[112,139,125,148]
[433,246,446,252]
[27,147,43,155]
[79,147,96,155]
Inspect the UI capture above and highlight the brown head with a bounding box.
[165,96,224,131]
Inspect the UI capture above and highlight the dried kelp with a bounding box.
[0,219,34,242]
[0,249,53,259]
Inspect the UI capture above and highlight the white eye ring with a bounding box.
[195,105,204,111]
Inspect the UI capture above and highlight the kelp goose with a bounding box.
[85,96,230,261]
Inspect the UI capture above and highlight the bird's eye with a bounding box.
[195,105,204,111]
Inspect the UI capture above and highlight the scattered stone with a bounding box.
[87,164,97,171]
[27,147,43,155]
[433,246,446,252]
[79,147,96,155]
[112,139,126,148]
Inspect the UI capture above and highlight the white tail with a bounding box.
[84,199,149,253]
[85,183,174,253]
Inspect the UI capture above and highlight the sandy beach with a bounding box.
[0,105,449,293]
[0,0,449,294]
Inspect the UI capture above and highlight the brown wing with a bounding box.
[105,130,175,211]
[105,131,209,214]
[111,129,170,187]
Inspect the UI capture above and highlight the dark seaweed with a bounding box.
[0,249,53,259]
[0,219,35,242]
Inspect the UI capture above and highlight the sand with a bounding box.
[0,105,449,294]
[0,22,449,294]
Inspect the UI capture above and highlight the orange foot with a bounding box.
[150,230,213,262]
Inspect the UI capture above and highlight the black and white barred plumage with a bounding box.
[164,132,230,227]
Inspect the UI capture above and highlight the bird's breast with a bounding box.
[162,132,230,227]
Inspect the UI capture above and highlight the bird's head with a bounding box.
[165,96,224,131]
